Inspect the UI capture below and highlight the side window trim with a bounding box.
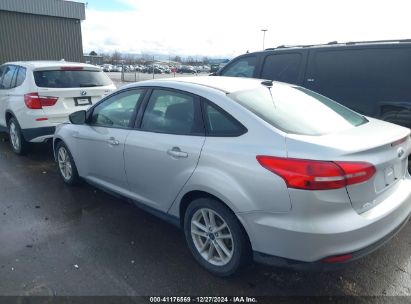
[200,98,248,137]
[10,66,20,89]
[14,66,27,88]
[134,86,205,136]
[87,88,147,129]
[134,87,154,129]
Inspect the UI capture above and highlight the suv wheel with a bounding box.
[8,117,28,155]
[184,198,250,276]
[56,141,79,185]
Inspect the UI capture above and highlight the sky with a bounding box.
[80,0,411,59]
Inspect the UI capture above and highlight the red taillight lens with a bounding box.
[256,156,375,190]
[24,93,58,109]
[24,93,42,109]
[334,161,376,186]
[321,253,353,263]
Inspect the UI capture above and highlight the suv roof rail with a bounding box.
[264,39,411,51]
[345,39,411,45]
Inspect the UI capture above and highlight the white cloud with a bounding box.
[82,0,411,58]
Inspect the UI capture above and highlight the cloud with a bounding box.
[81,0,411,58]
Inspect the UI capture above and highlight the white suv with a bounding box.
[0,61,116,154]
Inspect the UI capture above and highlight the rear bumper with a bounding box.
[237,177,411,265]
[22,127,55,142]
[253,213,411,271]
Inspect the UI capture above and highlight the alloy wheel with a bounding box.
[57,146,73,181]
[9,121,20,151]
[190,208,234,266]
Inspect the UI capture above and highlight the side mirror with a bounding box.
[69,110,86,125]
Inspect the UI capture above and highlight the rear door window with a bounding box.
[261,53,303,84]
[307,47,411,116]
[0,65,17,89]
[34,69,112,88]
[140,89,203,135]
[0,66,6,88]
[220,56,257,78]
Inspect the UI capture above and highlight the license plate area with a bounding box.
[384,165,396,186]
[74,97,92,106]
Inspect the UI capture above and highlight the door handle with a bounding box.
[167,147,188,158]
[107,137,120,146]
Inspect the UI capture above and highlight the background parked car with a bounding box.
[215,39,411,128]
[54,76,411,276]
[178,66,197,74]
[103,64,113,72]
[0,61,116,154]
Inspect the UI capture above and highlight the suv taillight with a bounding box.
[24,93,58,109]
[256,156,376,190]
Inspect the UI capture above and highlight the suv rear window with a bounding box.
[34,69,112,88]
[228,84,368,135]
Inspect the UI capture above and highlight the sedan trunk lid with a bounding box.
[285,118,411,213]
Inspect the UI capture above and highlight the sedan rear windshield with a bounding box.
[34,69,112,88]
[228,84,368,135]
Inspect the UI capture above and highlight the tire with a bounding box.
[55,141,79,185]
[8,117,29,155]
[184,197,251,277]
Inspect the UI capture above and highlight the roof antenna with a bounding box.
[261,80,273,87]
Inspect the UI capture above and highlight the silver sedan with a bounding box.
[53,76,411,276]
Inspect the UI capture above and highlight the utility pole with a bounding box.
[261,29,268,50]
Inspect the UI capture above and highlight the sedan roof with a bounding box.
[133,76,283,94]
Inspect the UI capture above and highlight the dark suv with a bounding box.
[215,40,411,128]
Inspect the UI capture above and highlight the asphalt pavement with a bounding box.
[0,133,410,297]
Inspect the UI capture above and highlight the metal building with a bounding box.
[0,0,86,64]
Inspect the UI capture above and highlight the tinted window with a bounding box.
[309,48,411,115]
[90,90,143,128]
[34,70,112,88]
[0,65,6,89]
[228,84,367,136]
[221,56,257,77]
[141,89,202,135]
[0,65,17,89]
[203,102,246,136]
[261,53,302,84]
[15,67,26,87]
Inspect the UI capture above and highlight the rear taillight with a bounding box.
[334,161,376,186]
[321,253,353,263]
[256,156,376,190]
[24,93,58,109]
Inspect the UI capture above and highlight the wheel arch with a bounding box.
[53,137,64,161]
[5,110,16,126]
[178,190,252,248]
